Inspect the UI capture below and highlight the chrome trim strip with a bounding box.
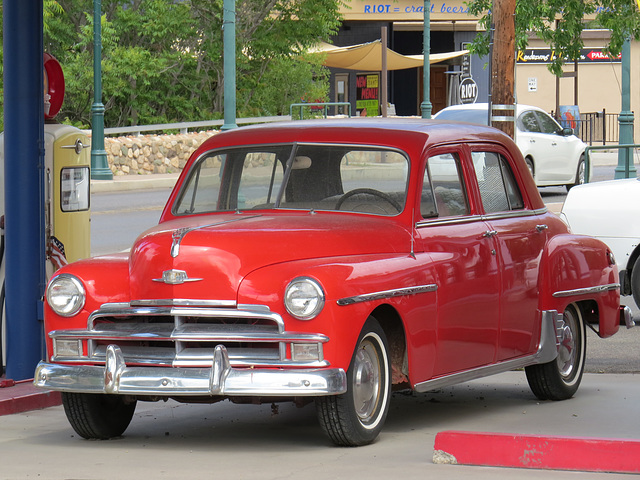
[416,208,548,228]
[50,328,328,344]
[337,284,437,306]
[481,210,540,221]
[413,310,559,393]
[416,215,483,227]
[35,345,347,396]
[129,299,237,307]
[88,305,283,330]
[170,215,261,258]
[552,283,620,298]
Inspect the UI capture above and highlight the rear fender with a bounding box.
[539,234,620,338]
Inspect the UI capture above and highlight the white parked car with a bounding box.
[434,103,587,190]
[561,177,640,309]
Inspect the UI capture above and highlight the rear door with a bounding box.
[416,148,501,375]
[470,147,548,360]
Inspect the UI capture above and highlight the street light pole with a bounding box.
[420,1,432,119]
[221,0,237,131]
[615,38,636,178]
[90,0,113,180]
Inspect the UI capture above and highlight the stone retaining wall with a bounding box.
[105,130,218,176]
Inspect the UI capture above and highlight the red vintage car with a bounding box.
[35,119,632,446]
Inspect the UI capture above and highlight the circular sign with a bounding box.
[44,53,65,119]
[459,77,478,104]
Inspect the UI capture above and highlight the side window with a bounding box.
[536,111,562,134]
[423,153,469,218]
[518,111,541,133]
[472,151,524,213]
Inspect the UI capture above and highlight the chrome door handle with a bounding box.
[483,230,498,238]
[536,224,548,232]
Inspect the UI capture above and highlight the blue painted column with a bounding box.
[3,1,47,380]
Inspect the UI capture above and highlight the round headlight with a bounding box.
[46,274,86,317]
[285,277,325,320]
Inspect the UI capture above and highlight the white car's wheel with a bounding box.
[631,256,640,309]
[567,156,585,190]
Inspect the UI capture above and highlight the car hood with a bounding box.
[128,212,411,302]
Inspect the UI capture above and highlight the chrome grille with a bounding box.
[49,302,328,368]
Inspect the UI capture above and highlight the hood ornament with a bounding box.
[153,269,203,285]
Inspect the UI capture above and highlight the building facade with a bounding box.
[329,0,639,143]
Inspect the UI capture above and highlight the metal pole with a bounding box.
[221,0,238,131]
[381,27,388,118]
[90,0,113,180]
[3,0,46,380]
[615,38,636,178]
[420,1,432,119]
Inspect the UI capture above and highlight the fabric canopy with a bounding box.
[309,40,468,71]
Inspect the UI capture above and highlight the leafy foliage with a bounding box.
[466,0,640,76]
[2,0,342,128]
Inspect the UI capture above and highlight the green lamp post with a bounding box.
[91,0,113,180]
[615,38,637,179]
[421,1,432,119]
[221,0,238,131]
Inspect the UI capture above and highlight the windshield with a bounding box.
[173,143,409,216]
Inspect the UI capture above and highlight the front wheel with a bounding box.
[62,392,137,439]
[525,304,586,400]
[315,318,391,446]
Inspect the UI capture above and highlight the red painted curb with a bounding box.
[433,430,640,473]
[0,379,62,416]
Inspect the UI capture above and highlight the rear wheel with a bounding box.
[566,156,585,190]
[316,318,391,446]
[525,157,535,179]
[62,392,137,439]
[525,304,586,400]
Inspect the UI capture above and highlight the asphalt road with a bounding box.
[2,371,638,479]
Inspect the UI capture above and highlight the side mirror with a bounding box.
[562,127,574,137]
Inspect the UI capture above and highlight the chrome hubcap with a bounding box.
[557,311,578,378]
[353,340,381,423]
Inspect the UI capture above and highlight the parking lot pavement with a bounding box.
[0,371,638,479]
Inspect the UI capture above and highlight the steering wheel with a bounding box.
[335,188,402,213]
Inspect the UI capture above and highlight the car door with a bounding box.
[470,148,548,360]
[415,149,501,376]
[534,110,580,183]
[516,109,576,184]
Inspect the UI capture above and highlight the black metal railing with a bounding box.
[578,110,621,145]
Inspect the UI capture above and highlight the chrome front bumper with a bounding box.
[34,344,347,397]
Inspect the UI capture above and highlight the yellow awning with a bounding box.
[309,40,468,71]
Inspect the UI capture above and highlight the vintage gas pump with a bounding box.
[42,53,91,276]
[0,53,90,374]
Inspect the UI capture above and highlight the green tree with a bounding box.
[38,0,342,127]
[467,0,640,76]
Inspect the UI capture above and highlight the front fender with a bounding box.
[539,233,619,338]
[237,253,437,373]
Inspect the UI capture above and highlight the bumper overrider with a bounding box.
[35,344,347,396]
